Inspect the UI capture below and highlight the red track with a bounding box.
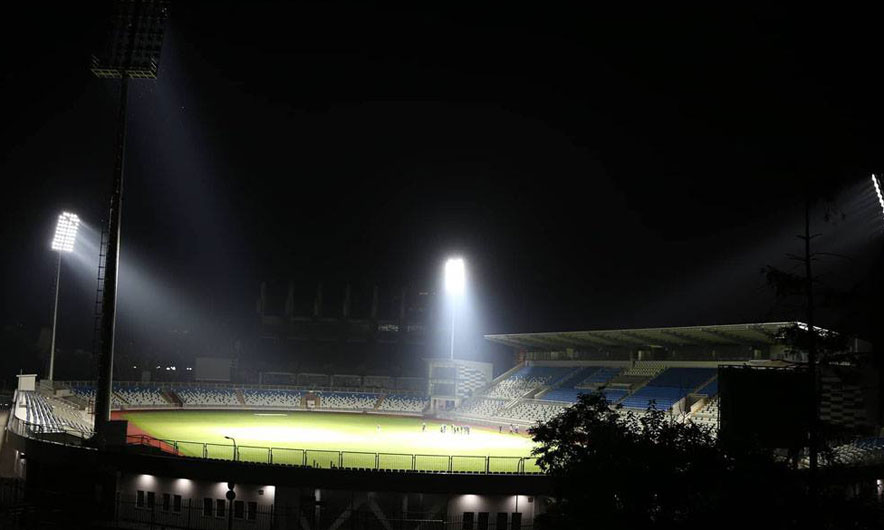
[113,411,181,456]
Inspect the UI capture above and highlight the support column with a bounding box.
[94,74,129,439]
[48,253,62,381]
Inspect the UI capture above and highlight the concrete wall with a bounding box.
[117,472,545,529]
[119,473,277,529]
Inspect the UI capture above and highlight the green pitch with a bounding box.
[121,410,539,473]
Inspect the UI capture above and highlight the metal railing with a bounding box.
[7,414,94,445]
[126,434,543,474]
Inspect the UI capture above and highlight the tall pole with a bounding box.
[93,74,129,439]
[804,196,819,487]
[450,301,456,361]
[48,252,62,381]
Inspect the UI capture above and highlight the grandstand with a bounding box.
[498,400,567,424]
[115,384,168,407]
[619,367,716,410]
[17,322,877,452]
[483,365,573,399]
[456,398,508,418]
[445,322,822,427]
[176,386,240,407]
[60,382,429,417]
[17,391,92,434]
[241,388,302,407]
[689,396,719,429]
[316,391,379,410]
[377,393,429,413]
[46,323,873,434]
[447,362,719,426]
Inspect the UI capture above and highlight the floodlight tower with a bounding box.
[90,0,169,439]
[445,258,466,360]
[48,212,81,381]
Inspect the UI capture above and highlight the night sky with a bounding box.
[2,3,883,381]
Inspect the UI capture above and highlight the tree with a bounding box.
[529,392,879,530]
[763,193,862,481]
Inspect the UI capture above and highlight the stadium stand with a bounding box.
[695,378,718,396]
[20,392,91,433]
[498,400,566,424]
[538,366,599,403]
[176,386,240,407]
[539,365,636,404]
[484,365,574,399]
[621,362,666,378]
[538,386,586,403]
[241,388,303,408]
[59,363,722,425]
[601,388,628,403]
[377,393,428,413]
[620,367,716,410]
[576,366,621,388]
[317,391,379,410]
[72,384,124,407]
[689,396,719,428]
[457,398,507,418]
[115,384,167,407]
[832,438,884,466]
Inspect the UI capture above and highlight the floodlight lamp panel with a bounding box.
[872,174,884,220]
[445,258,466,295]
[51,212,81,252]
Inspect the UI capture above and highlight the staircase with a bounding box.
[113,391,129,405]
[373,394,386,410]
[235,389,246,406]
[162,390,182,407]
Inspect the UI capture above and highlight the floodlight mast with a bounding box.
[445,258,465,360]
[91,0,169,441]
[48,213,81,381]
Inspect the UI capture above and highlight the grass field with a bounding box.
[121,410,540,473]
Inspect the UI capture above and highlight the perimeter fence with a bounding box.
[126,434,543,474]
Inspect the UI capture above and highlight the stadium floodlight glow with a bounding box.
[445,258,465,296]
[872,174,884,221]
[51,212,81,252]
[444,257,466,360]
[48,211,81,381]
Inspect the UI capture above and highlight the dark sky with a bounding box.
[2,2,883,375]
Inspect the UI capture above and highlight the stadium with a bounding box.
[4,2,884,529]
[5,321,881,528]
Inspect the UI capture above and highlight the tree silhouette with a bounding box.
[530,392,879,530]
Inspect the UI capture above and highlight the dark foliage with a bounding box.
[529,392,881,530]
[775,322,850,364]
